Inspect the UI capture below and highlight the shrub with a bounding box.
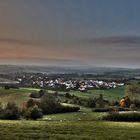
[0,102,3,110]
[38,90,46,97]
[1,102,20,120]
[131,99,140,108]
[39,93,60,114]
[117,107,131,111]
[39,93,80,114]
[76,98,89,107]
[54,91,58,96]
[65,93,72,98]
[110,100,119,106]
[72,98,78,104]
[4,86,10,90]
[95,94,108,108]
[64,99,68,103]
[59,106,80,113]
[125,85,140,97]
[24,106,43,120]
[93,107,114,112]
[119,96,131,108]
[30,92,40,98]
[93,107,130,112]
[40,100,61,114]
[130,104,137,110]
[103,112,140,122]
[30,90,46,98]
[26,99,36,108]
[87,98,96,108]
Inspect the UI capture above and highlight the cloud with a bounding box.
[0,38,42,46]
[76,36,140,45]
[0,38,70,47]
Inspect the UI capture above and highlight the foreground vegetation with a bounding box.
[0,120,140,140]
[103,112,140,122]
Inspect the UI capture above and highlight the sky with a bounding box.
[0,0,140,68]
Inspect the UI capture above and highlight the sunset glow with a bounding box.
[0,0,140,68]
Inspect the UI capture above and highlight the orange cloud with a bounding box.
[0,41,82,62]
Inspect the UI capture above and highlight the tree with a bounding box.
[39,93,60,114]
[65,92,72,98]
[39,89,46,97]
[39,93,80,114]
[96,94,105,108]
[3,102,20,120]
[119,96,131,108]
[87,98,96,108]
[26,99,36,108]
[24,105,43,120]
[125,85,140,97]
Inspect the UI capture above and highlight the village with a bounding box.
[16,74,125,92]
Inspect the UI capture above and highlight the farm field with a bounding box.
[0,120,140,140]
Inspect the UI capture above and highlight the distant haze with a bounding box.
[0,0,140,68]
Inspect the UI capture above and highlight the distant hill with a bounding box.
[0,65,139,77]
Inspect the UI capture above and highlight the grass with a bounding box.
[0,86,140,139]
[0,86,125,107]
[0,88,33,106]
[0,120,140,140]
[68,87,125,100]
[43,106,106,121]
[21,86,125,100]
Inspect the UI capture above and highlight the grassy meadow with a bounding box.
[68,87,125,100]
[0,86,125,106]
[0,84,140,139]
[0,120,140,140]
[0,88,31,106]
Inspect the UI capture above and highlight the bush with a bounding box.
[117,107,131,111]
[103,112,140,122]
[95,94,108,108]
[30,90,46,98]
[93,107,130,112]
[87,98,96,108]
[54,91,58,96]
[4,86,10,90]
[65,93,72,98]
[38,90,46,97]
[26,99,36,108]
[1,102,20,120]
[39,93,80,114]
[92,107,114,112]
[110,100,119,106]
[130,104,137,110]
[58,106,80,113]
[24,106,43,120]
[30,92,40,98]
[39,93,60,114]
[131,99,140,108]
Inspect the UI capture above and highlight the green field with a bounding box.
[22,86,125,101]
[67,87,125,100]
[0,88,32,106]
[43,106,106,121]
[0,86,140,140]
[0,86,125,106]
[0,120,140,140]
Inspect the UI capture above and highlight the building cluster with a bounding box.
[16,74,124,92]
